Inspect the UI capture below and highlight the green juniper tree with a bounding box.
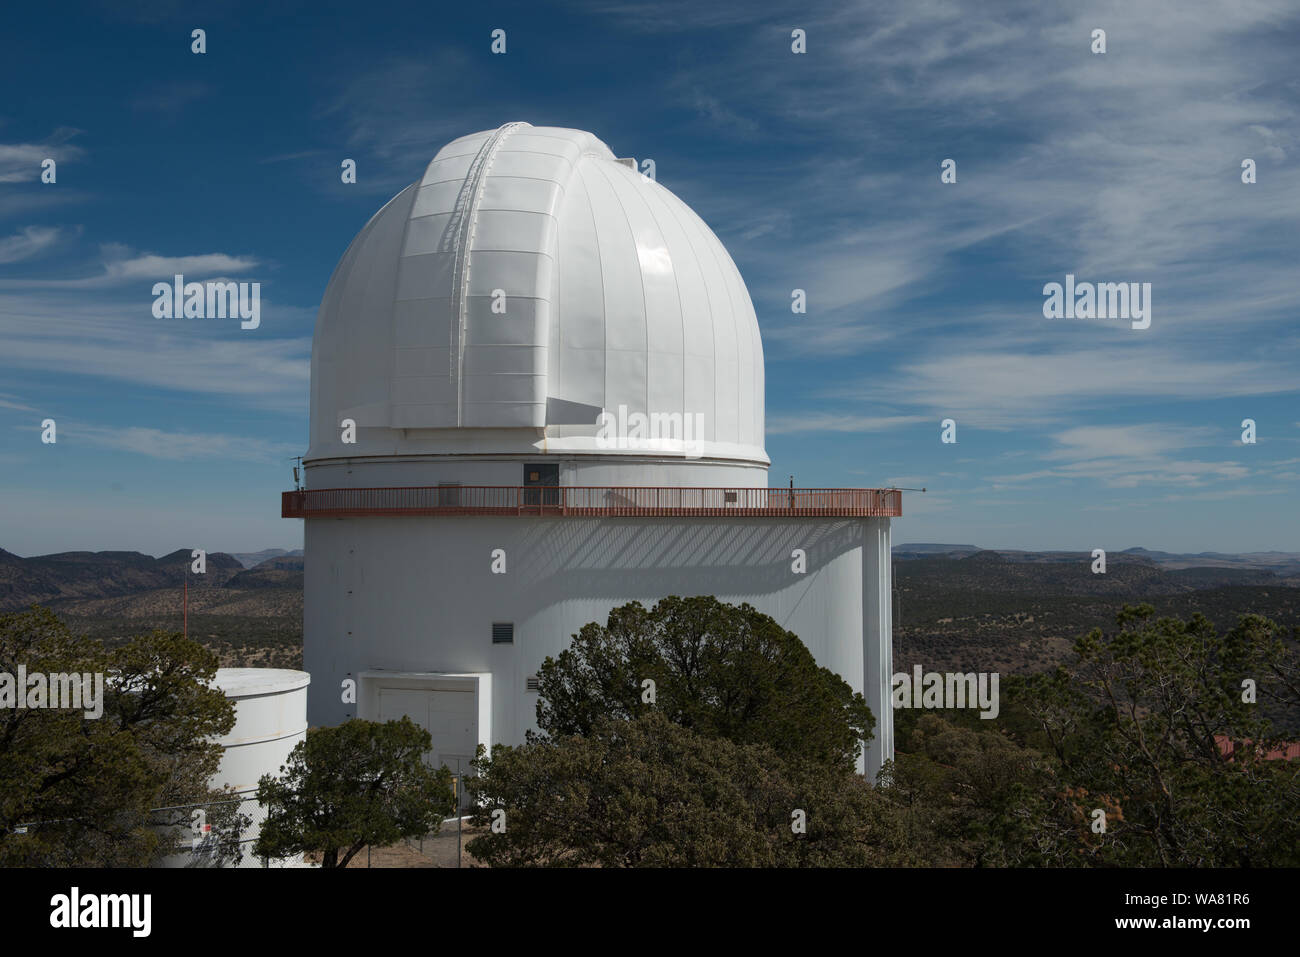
[536,596,874,774]
[0,606,239,867]
[256,717,455,868]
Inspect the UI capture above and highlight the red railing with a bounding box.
[281,486,902,518]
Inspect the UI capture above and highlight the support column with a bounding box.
[861,518,894,782]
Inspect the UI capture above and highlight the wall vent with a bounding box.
[526,675,540,692]
[492,622,514,644]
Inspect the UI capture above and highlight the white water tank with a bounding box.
[213,669,310,868]
[157,668,310,867]
[213,668,310,795]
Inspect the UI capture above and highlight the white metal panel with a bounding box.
[471,209,556,253]
[489,150,570,182]
[715,234,757,449]
[392,347,447,378]
[580,161,645,355]
[395,251,456,302]
[744,280,766,449]
[554,173,605,374]
[479,176,564,215]
[577,161,646,418]
[500,131,585,161]
[393,297,452,349]
[665,188,741,445]
[683,353,715,442]
[401,213,454,257]
[420,151,477,187]
[391,375,455,406]
[642,180,716,440]
[411,180,463,218]
[600,164,684,422]
[465,250,551,299]
[464,295,547,345]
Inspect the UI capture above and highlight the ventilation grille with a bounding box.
[492,622,514,644]
[526,675,540,692]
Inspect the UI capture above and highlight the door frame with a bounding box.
[357,671,493,770]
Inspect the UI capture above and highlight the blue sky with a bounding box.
[2,0,1298,557]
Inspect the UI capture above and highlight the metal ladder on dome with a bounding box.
[443,121,529,426]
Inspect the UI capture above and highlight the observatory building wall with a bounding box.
[306,452,769,491]
[303,515,893,777]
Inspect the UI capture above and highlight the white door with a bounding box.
[428,690,476,770]
[377,687,476,773]
[378,689,431,739]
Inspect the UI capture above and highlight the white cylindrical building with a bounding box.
[157,667,310,867]
[212,668,310,868]
[289,123,899,778]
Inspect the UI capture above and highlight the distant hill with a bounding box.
[894,543,1300,577]
[0,546,303,669]
[0,548,244,610]
[230,548,303,569]
[226,554,303,589]
[892,543,980,559]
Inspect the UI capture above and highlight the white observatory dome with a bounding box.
[308,122,767,469]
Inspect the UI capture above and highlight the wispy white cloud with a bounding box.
[0,129,84,183]
[841,349,1299,428]
[0,226,63,264]
[0,392,37,412]
[0,246,261,289]
[766,412,927,434]
[986,423,1255,489]
[0,291,309,413]
[647,0,1300,373]
[1040,425,1216,462]
[65,423,297,462]
[102,250,260,281]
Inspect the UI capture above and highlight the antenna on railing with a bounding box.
[290,456,303,490]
